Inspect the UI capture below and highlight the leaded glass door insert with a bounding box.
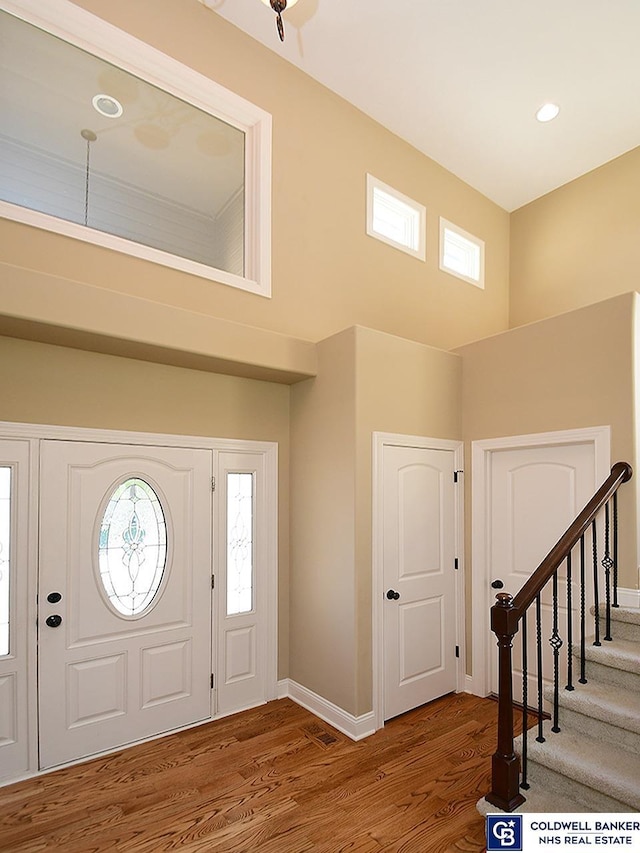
[98,478,168,617]
[226,472,254,617]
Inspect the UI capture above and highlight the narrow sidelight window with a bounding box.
[226,473,254,616]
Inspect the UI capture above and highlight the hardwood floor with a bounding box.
[0,693,500,852]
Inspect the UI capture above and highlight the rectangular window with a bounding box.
[0,1,272,296]
[439,217,485,288]
[0,467,11,656]
[366,174,426,261]
[226,473,254,616]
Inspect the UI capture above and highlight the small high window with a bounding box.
[366,174,425,261]
[439,218,484,288]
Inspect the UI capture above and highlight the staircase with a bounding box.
[481,604,640,814]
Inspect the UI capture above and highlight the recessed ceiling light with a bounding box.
[536,103,560,123]
[92,93,123,119]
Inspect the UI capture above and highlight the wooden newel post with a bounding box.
[485,592,526,812]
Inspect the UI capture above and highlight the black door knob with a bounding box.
[491,579,504,589]
[45,614,63,628]
[386,589,400,600]
[47,592,62,604]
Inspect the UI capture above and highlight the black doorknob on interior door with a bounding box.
[386,589,400,600]
[491,579,504,589]
[45,614,63,628]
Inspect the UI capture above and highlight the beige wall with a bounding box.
[0,335,292,676]
[290,329,357,712]
[290,326,461,716]
[1,0,510,354]
[510,147,640,328]
[354,327,462,715]
[456,292,638,665]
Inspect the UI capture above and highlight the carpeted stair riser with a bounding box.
[555,706,640,755]
[516,722,640,811]
[543,682,640,755]
[576,652,640,692]
[523,759,632,813]
[606,618,640,643]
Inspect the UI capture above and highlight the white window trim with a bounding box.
[439,217,485,289]
[366,174,426,261]
[0,0,272,298]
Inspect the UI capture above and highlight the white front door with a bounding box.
[382,445,457,720]
[487,441,600,696]
[38,440,213,769]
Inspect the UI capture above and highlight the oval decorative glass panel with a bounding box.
[98,478,167,616]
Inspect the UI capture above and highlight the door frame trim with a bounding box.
[469,426,610,698]
[372,432,465,731]
[0,420,278,781]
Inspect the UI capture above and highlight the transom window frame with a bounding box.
[439,217,485,289]
[366,173,426,262]
[0,0,273,297]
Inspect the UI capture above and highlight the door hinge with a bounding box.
[211,574,215,590]
[211,476,216,492]
[453,470,463,483]
[454,558,459,570]
[455,645,460,658]
[211,673,215,689]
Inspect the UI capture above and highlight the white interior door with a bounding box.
[383,445,457,720]
[488,442,599,697]
[0,439,30,783]
[38,440,213,769]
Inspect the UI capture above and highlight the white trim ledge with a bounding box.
[618,587,640,608]
[277,680,375,742]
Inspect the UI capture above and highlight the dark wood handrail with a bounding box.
[486,461,633,813]
[511,461,632,620]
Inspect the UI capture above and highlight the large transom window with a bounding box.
[0,0,272,296]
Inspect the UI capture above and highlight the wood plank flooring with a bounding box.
[0,693,501,852]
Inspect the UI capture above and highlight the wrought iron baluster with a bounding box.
[521,611,529,789]
[550,571,563,733]
[592,518,601,646]
[565,552,574,691]
[613,492,619,609]
[603,502,613,641]
[535,593,545,743]
[579,534,587,684]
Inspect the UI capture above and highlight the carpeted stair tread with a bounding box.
[522,722,640,810]
[549,680,640,737]
[579,636,640,674]
[595,605,640,627]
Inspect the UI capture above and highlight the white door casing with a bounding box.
[38,440,213,769]
[0,439,31,784]
[373,434,464,728]
[471,427,610,698]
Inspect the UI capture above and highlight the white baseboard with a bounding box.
[617,587,640,608]
[277,679,375,742]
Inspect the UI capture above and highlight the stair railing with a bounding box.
[486,461,633,812]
